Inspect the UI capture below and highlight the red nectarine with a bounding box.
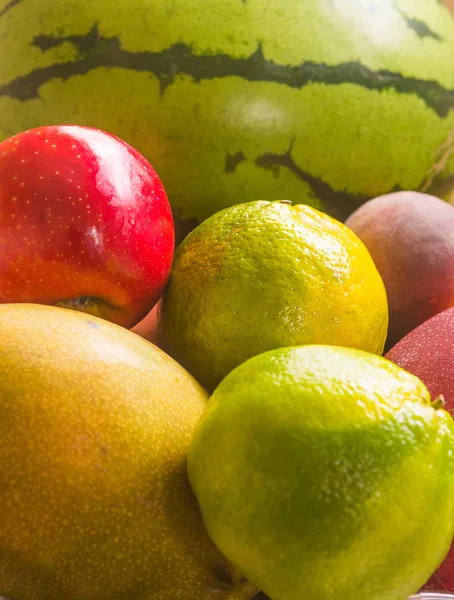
[345,192,454,348]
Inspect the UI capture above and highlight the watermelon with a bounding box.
[1,0,454,239]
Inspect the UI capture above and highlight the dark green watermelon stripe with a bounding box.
[0,0,24,18]
[254,143,370,221]
[222,143,370,221]
[1,24,453,117]
[396,6,443,40]
[224,151,246,173]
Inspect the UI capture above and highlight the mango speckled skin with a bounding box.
[0,0,454,232]
[0,304,257,600]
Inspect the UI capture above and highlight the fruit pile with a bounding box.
[1,122,454,600]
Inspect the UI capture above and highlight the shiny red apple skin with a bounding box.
[422,547,454,593]
[0,125,174,327]
[385,307,454,412]
[386,307,454,592]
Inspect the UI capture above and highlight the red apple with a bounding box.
[386,307,454,592]
[386,307,454,411]
[422,547,454,593]
[0,125,174,328]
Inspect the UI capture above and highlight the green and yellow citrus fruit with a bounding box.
[160,200,388,391]
[188,344,454,600]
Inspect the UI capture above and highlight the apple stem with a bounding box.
[279,200,292,205]
[431,395,445,410]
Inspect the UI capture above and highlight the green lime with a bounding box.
[188,345,454,600]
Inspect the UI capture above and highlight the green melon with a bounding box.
[1,0,454,238]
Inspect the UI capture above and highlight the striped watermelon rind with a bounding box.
[1,0,454,233]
